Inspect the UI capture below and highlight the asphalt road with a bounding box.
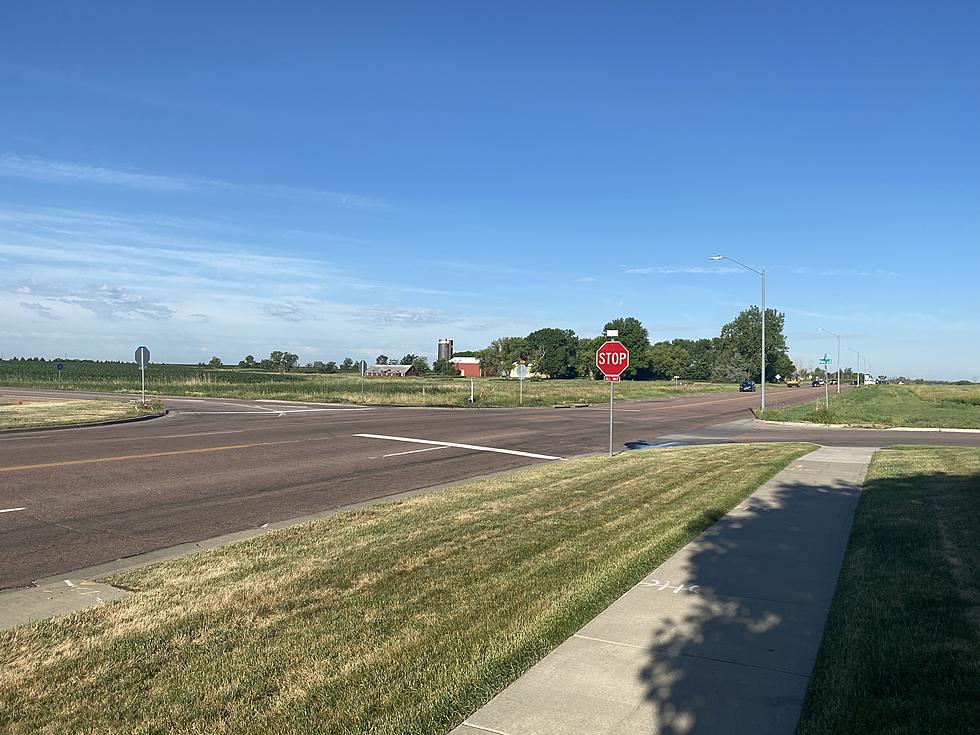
[2,385,977,590]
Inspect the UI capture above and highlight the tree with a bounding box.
[647,342,690,380]
[324,361,338,374]
[262,350,299,373]
[340,357,355,372]
[432,359,457,376]
[718,307,790,383]
[524,328,578,378]
[400,354,430,375]
[709,346,752,383]
[208,356,222,368]
[670,338,715,381]
[476,337,527,377]
[238,355,256,368]
[603,317,652,379]
[574,335,605,379]
[375,354,389,365]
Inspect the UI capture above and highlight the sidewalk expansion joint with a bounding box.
[460,723,516,735]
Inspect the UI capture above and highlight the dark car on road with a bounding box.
[739,380,756,392]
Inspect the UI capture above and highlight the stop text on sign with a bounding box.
[596,341,630,377]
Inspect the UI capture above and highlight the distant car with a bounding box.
[849,380,858,386]
[785,378,800,388]
[739,380,756,392]
[811,379,823,387]
[830,379,838,385]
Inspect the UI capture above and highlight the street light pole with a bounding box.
[848,347,861,385]
[712,255,766,412]
[818,327,841,394]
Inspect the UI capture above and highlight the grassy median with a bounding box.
[762,384,980,428]
[797,446,980,734]
[0,443,811,735]
[0,399,162,430]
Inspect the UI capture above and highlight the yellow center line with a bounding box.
[0,443,269,473]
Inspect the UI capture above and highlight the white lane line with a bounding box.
[180,408,370,415]
[0,434,54,441]
[0,507,27,514]
[355,433,565,461]
[382,445,451,458]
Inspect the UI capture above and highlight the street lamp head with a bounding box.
[709,255,725,261]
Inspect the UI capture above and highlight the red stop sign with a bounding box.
[596,340,630,377]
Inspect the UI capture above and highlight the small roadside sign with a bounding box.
[514,364,529,379]
[359,360,368,377]
[135,345,150,406]
[56,363,64,371]
[604,375,621,382]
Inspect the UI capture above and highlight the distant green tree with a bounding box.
[718,307,790,383]
[478,337,527,377]
[400,354,430,374]
[340,357,355,372]
[238,355,257,368]
[524,328,578,378]
[647,342,690,380]
[208,356,222,368]
[375,354,389,365]
[574,335,605,379]
[432,359,457,376]
[324,361,338,374]
[709,346,752,383]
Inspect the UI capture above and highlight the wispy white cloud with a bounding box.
[17,281,174,320]
[577,276,598,283]
[0,153,384,208]
[624,266,741,275]
[19,301,57,319]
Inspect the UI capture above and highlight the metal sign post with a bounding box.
[819,355,832,410]
[359,360,367,402]
[596,339,629,457]
[56,362,64,389]
[135,346,150,407]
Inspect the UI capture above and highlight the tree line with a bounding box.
[217,307,795,382]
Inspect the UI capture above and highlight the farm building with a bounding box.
[450,357,481,378]
[366,364,420,377]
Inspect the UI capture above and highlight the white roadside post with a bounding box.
[135,346,150,407]
[359,360,367,401]
[596,330,629,457]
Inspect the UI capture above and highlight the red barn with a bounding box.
[450,357,481,378]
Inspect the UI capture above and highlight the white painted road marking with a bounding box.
[382,445,450,458]
[355,433,564,461]
[0,507,26,514]
[641,579,700,593]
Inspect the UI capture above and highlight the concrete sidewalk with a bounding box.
[451,445,875,735]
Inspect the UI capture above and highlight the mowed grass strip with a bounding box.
[797,446,980,735]
[0,443,811,735]
[0,399,160,430]
[762,383,980,428]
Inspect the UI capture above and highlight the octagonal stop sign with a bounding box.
[596,340,630,378]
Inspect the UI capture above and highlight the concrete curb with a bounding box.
[0,410,169,435]
[755,418,980,433]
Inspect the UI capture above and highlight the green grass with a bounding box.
[0,359,735,407]
[0,443,812,735]
[761,384,980,428]
[0,399,162,430]
[796,446,980,734]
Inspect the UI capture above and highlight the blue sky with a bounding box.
[2,2,978,378]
